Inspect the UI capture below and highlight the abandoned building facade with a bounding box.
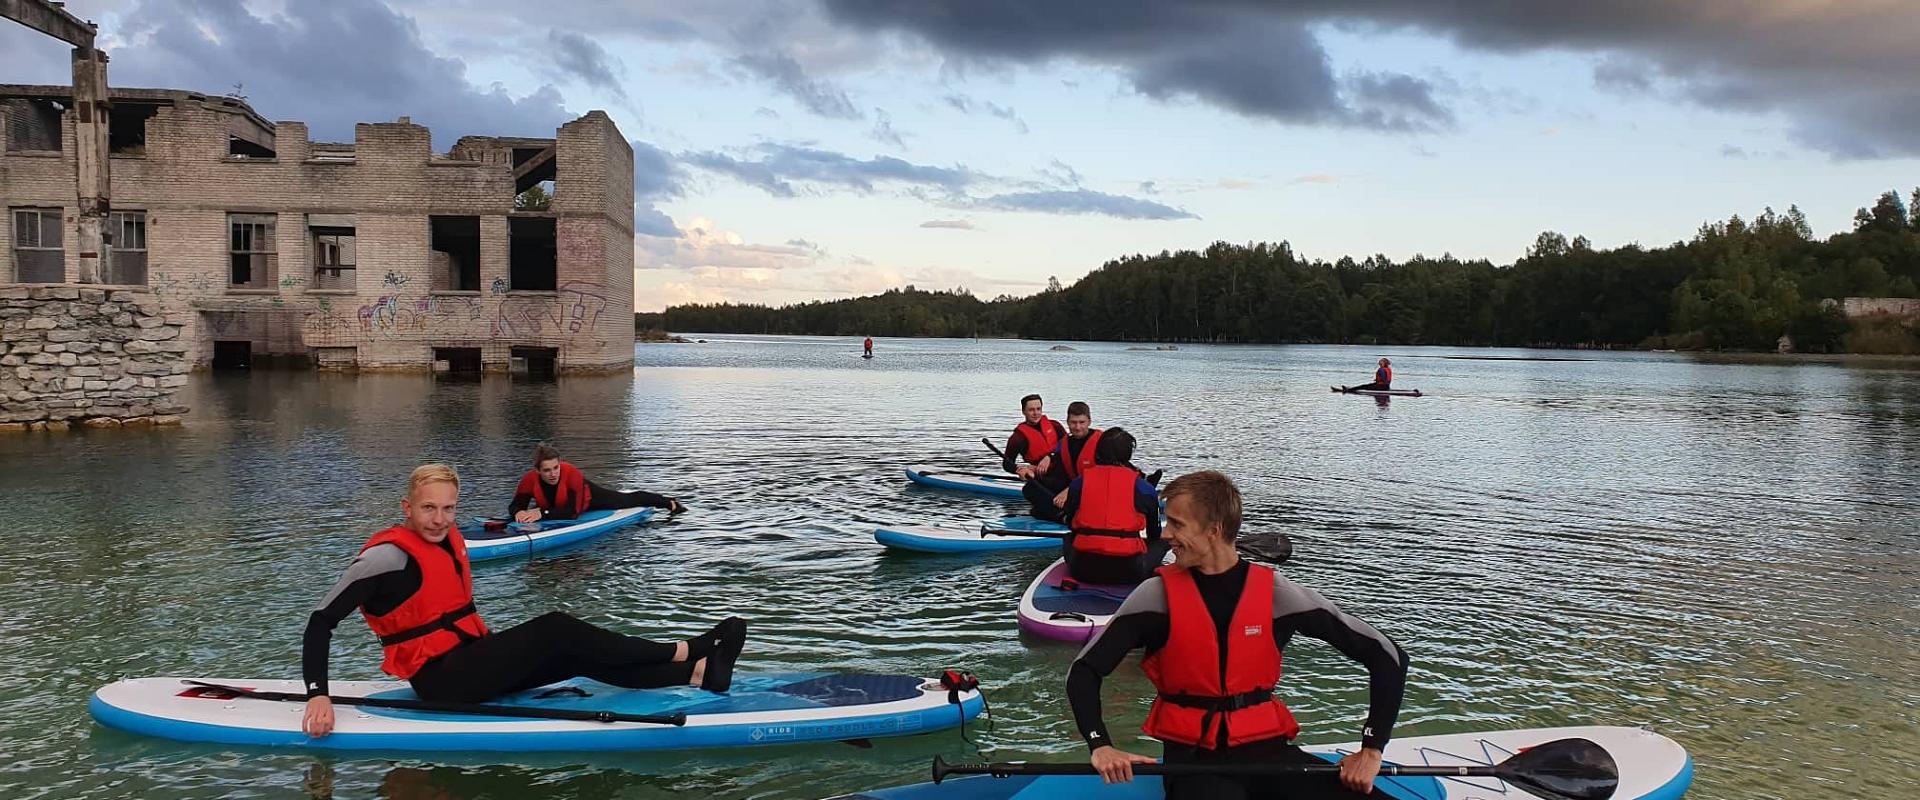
[1,84,637,374]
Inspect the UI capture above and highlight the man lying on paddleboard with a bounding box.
[299,464,746,738]
[1059,427,1166,586]
[510,442,685,523]
[1339,358,1394,394]
[1068,471,1409,799]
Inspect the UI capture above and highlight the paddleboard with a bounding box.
[863,353,875,359]
[1333,386,1423,397]
[833,725,1692,800]
[91,672,985,752]
[462,507,654,562]
[1017,558,1137,643]
[875,518,1068,554]
[905,467,1027,500]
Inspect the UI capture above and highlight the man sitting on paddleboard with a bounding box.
[1004,393,1067,481]
[1023,401,1100,522]
[1060,427,1165,585]
[1068,470,1408,799]
[300,464,746,738]
[1340,358,1393,393]
[509,442,684,523]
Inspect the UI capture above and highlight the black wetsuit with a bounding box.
[1068,560,1409,799]
[510,477,675,521]
[302,540,691,703]
[1060,471,1167,585]
[1020,432,1094,522]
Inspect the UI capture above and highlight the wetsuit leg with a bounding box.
[1164,738,1385,799]
[584,479,676,511]
[410,611,691,703]
[1023,479,1066,522]
[1346,382,1386,392]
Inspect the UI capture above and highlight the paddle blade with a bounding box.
[1493,738,1619,800]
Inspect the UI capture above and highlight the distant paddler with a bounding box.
[1338,358,1394,394]
[864,336,874,357]
[510,442,685,524]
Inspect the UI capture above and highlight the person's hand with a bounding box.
[1035,456,1052,473]
[302,695,335,738]
[514,509,542,524]
[1090,745,1156,784]
[1015,465,1036,480]
[1339,747,1383,794]
[1054,489,1069,507]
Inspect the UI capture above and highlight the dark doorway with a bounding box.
[510,346,558,380]
[212,340,252,370]
[433,347,482,375]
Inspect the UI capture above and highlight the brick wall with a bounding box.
[1,93,638,372]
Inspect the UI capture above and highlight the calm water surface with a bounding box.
[1,336,1916,799]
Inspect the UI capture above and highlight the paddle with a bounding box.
[182,680,688,727]
[931,737,1618,800]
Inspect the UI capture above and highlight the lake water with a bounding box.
[1,335,1915,799]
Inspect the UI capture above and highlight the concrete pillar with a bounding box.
[70,46,110,284]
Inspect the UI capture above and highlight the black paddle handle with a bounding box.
[981,437,1007,459]
[185,681,688,726]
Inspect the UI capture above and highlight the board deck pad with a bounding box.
[91,672,985,752]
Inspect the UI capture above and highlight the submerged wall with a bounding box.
[0,284,190,431]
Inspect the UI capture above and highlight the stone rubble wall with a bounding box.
[0,285,190,432]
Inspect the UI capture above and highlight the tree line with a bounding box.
[644,189,1920,353]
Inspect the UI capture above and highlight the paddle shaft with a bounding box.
[184,681,688,726]
[937,758,1496,780]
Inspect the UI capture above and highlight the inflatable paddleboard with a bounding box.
[904,467,1027,500]
[875,518,1068,554]
[462,507,653,562]
[834,725,1692,800]
[1333,386,1423,397]
[1017,558,1137,643]
[91,672,984,752]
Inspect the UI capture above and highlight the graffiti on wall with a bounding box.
[301,280,615,349]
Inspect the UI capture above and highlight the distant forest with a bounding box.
[641,189,1920,353]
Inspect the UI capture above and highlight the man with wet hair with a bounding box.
[1067,470,1408,799]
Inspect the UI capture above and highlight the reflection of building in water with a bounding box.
[2,83,636,374]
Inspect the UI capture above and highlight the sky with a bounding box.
[4,1,1918,311]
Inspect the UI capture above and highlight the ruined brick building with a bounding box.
[2,84,637,374]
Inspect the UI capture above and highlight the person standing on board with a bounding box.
[1339,358,1393,393]
[300,464,747,738]
[1067,470,1408,799]
[510,442,684,523]
[1059,428,1165,585]
[1024,401,1100,522]
[863,336,874,357]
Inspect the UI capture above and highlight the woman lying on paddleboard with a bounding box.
[510,442,685,523]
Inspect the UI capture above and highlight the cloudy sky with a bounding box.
[5,1,1917,311]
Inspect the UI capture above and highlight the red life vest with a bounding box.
[1377,365,1392,386]
[516,462,590,516]
[1056,428,1103,482]
[1014,417,1061,463]
[1069,464,1148,557]
[1141,563,1299,749]
[359,525,490,679]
